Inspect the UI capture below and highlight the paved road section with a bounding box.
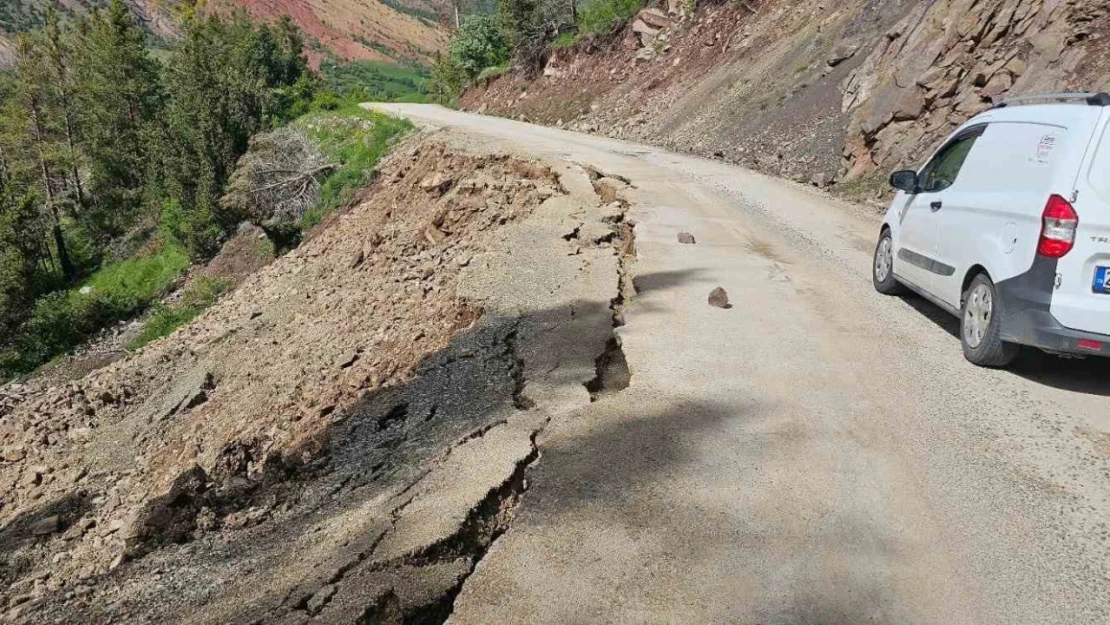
[370,104,1110,625]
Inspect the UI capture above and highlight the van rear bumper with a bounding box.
[997,256,1110,356]
[1000,308,1110,356]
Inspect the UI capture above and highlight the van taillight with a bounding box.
[1037,194,1078,258]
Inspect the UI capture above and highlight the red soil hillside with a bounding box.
[0,0,449,67]
[206,0,450,66]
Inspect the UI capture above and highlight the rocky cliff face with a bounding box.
[842,0,1110,180]
[461,0,1110,197]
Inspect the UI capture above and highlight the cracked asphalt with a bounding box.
[371,104,1110,625]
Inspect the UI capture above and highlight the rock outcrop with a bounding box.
[841,0,1110,180]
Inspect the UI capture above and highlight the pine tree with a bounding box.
[73,0,163,230]
[160,11,311,254]
[11,33,74,280]
[43,7,87,213]
[272,15,308,86]
[0,189,39,346]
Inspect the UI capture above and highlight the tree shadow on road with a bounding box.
[469,395,905,625]
[17,268,704,624]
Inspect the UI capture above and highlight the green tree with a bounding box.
[72,0,164,234]
[0,191,39,346]
[497,0,573,69]
[43,7,87,213]
[450,15,510,77]
[160,11,310,254]
[428,51,467,105]
[8,33,75,279]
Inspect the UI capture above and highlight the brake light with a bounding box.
[1037,194,1078,258]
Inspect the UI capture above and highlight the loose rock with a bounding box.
[31,515,61,536]
[708,287,731,309]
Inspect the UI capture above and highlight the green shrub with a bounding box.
[579,0,645,36]
[2,240,190,376]
[311,90,343,111]
[551,32,578,49]
[127,276,229,350]
[274,74,320,122]
[450,15,510,77]
[476,64,511,82]
[84,242,191,307]
[160,198,223,258]
[128,304,197,350]
[296,106,413,228]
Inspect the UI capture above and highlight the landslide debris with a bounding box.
[0,136,637,625]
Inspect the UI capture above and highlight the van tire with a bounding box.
[961,274,1020,367]
[873,230,905,295]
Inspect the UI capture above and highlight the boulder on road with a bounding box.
[677,232,697,244]
[708,287,731,309]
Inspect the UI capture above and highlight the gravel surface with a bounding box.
[372,104,1110,625]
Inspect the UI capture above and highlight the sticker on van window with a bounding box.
[1035,134,1058,163]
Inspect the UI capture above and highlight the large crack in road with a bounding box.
[340,165,642,624]
[235,156,645,625]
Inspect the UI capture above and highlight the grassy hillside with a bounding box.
[320,59,430,102]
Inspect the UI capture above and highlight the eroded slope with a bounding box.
[0,135,638,624]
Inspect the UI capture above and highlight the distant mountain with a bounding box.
[205,0,450,66]
[0,0,453,67]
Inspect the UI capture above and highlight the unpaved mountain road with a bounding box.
[369,104,1110,625]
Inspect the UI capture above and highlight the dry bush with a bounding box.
[220,128,337,224]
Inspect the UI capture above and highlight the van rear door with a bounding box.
[1051,109,1110,336]
[932,122,1066,308]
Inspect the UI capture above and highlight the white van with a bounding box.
[873,93,1110,367]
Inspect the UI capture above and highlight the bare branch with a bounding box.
[220,128,333,223]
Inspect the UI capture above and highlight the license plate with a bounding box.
[1095,267,1110,294]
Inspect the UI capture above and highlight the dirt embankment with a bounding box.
[0,133,638,623]
[460,0,1110,198]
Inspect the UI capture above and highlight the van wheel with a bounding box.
[961,274,1020,367]
[873,230,905,295]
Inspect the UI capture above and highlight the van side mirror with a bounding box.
[889,170,919,193]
